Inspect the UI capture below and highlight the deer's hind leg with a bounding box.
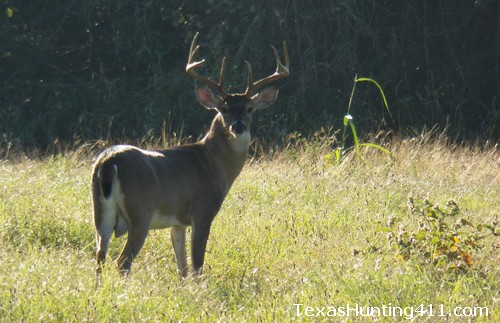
[94,196,117,275]
[116,217,150,275]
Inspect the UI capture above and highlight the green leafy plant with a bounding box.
[326,76,392,164]
[380,198,498,271]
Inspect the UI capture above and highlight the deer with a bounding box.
[91,33,289,277]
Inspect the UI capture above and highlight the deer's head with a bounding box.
[186,33,289,141]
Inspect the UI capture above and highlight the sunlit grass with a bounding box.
[0,136,498,321]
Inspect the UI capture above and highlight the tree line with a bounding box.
[1,0,498,150]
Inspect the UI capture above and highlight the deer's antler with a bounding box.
[186,32,227,98]
[244,42,289,97]
[187,33,289,97]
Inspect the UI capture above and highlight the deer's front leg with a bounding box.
[171,226,188,278]
[191,218,213,275]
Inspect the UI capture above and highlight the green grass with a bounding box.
[0,137,498,321]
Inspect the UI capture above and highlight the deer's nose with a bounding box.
[230,120,247,134]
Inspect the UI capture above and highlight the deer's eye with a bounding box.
[246,107,255,114]
[219,107,229,114]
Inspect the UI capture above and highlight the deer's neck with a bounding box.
[200,114,249,182]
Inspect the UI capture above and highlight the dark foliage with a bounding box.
[1,0,498,149]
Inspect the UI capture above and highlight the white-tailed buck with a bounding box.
[92,33,289,276]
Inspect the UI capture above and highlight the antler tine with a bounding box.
[245,41,290,96]
[244,60,253,94]
[186,32,226,97]
[219,56,227,92]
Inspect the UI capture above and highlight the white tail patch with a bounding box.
[97,167,129,238]
[110,177,129,237]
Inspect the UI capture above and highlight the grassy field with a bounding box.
[0,136,498,322]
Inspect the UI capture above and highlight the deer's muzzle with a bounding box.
[230,121,247,135]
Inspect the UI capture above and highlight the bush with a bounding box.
[380,198,498,272]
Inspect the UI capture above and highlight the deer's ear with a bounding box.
[195,88,221,110]
[250,87,279,110]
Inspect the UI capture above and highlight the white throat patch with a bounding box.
[229,130,251,153]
